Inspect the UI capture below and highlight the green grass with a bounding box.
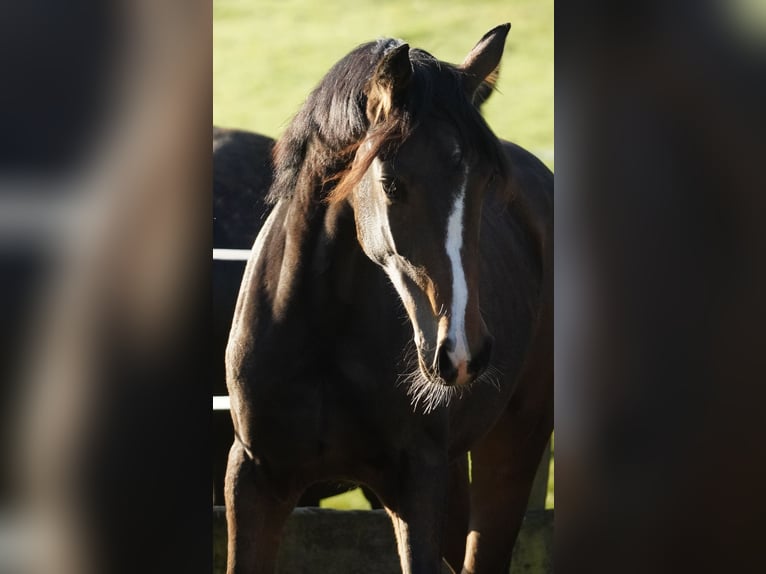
[320,488,373,511]
[547,435,554,509]
[214,0,553,161]
[214,0,553,510]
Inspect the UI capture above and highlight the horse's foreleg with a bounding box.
[383,454,449,574]
[443,453,470,573]
[462,385,553,573]
[213,413,233,504]
[224,441,296,574]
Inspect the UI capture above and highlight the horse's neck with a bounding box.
[230,194,361,366]
[229,188,408,390]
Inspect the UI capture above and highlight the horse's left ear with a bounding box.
[366,43,412,124]
[460,23,510,102]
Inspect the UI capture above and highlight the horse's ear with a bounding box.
[460,24,510,101]
[472,67,500,108]
[366,43,412,124]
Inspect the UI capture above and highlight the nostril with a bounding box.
[436,343,457,383]
[440,337,455,353]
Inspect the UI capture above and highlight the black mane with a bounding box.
[267,38,508,204]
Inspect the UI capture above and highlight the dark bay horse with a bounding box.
[213,126,381,509]
[225,24,553,573]
[213,127,274,506]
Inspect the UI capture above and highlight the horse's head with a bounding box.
[331,25,511,390]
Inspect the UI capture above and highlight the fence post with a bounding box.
[213,507,553,574]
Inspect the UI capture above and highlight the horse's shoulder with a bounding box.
[213,126,277,246]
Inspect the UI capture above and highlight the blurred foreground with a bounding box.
[555,1,766,572]
[1,2,211,573]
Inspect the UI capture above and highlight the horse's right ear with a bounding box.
[460,24,510,102]
[366,43,412,124]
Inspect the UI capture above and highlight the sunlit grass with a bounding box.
[320,488,373,511]
[547,434,554,509]
[214,0,553,158]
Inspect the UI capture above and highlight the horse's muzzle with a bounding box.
[432,335,494,386]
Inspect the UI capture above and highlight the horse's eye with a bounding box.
[380,176,401,200]
[377,159,403,201]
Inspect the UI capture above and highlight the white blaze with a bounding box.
[372,153,472,378]
[446,169,470,368]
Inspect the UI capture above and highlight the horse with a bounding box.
[225,23,553,574]
[213,126,382,509]
[213,127,274,506]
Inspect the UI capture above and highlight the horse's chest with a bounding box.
[248,369,416,471]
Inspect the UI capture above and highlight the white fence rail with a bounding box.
[213,248,251,261]
[213,395,231,411]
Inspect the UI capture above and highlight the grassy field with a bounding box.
[214,0,554,509]
[214,0,553,163]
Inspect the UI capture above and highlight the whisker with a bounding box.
[475,363,505,392]
[397,336,514,414]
